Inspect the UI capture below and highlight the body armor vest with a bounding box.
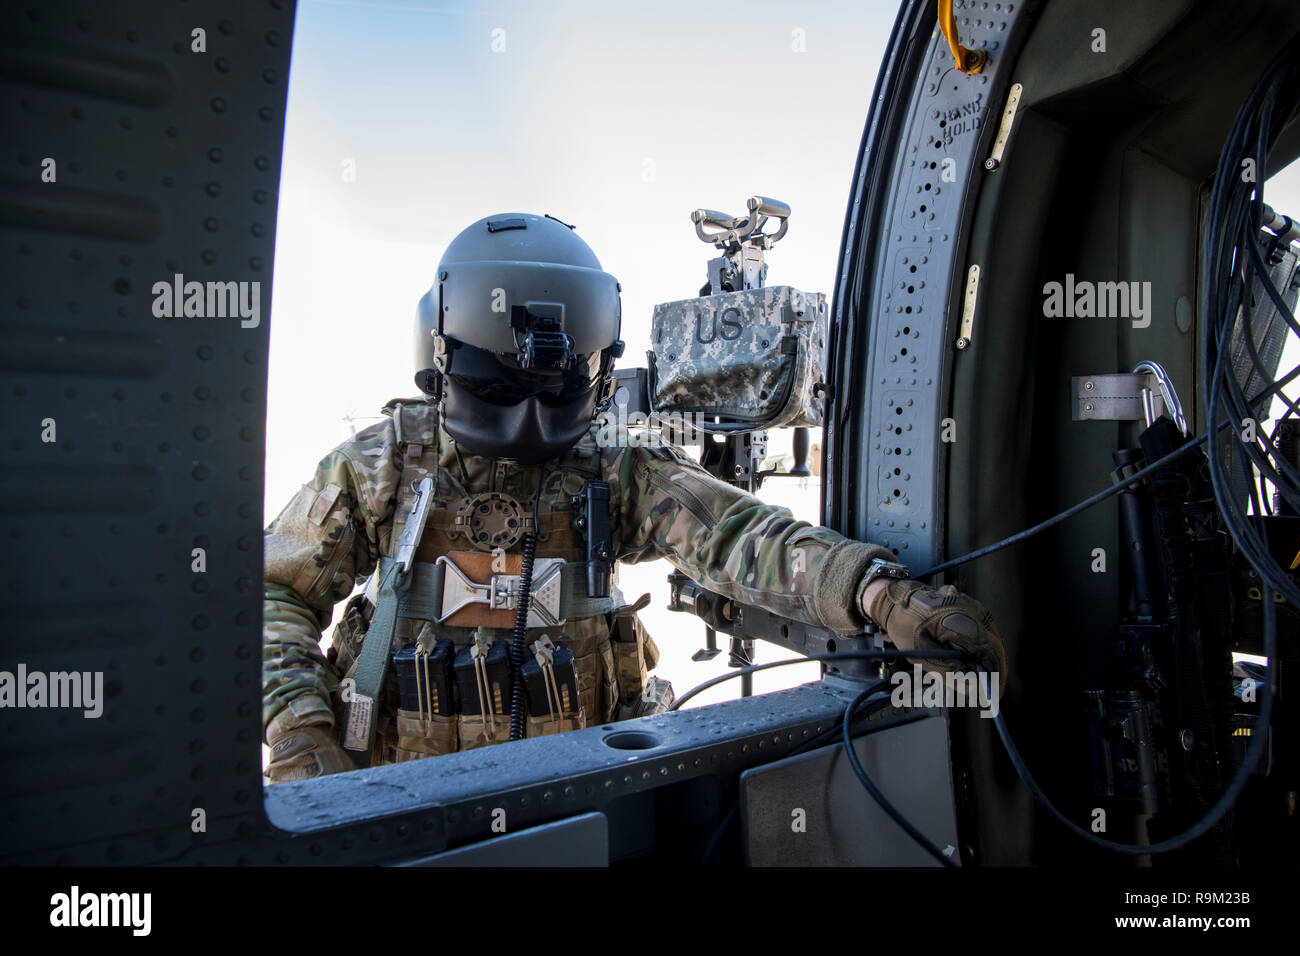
[326,399,659,766]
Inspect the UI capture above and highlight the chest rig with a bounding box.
[336,399,632,767]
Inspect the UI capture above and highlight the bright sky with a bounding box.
[266,0,1300,713]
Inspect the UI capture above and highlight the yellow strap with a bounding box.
[937,0,987,74]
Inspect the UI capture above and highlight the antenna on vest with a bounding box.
[342,410,384,438]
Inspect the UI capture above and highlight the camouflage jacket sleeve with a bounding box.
[262,421,398,739]
[608,442,895,635]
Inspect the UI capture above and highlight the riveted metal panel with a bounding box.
[401,813,609,867]
[740,714,959,867]
[0,0,294,864]
[829,0,1038,570]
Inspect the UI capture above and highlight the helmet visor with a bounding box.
[446,342,603,408]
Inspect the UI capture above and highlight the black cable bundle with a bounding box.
[1203,33,1300,607]
[993,35,1300,857]
[1139,418,1235,860]
[890,35,1300,860]
[989,35,1300,858]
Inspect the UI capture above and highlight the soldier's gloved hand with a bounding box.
[265,701,354,783]
[861,579,1007,691]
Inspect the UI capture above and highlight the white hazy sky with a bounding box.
[266,0,1300,709]
[267,0,899,509]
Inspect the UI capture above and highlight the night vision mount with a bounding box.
[510,305,575,372]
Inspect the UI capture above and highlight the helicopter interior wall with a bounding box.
[943,0,1300,864]
[0,0,299,865]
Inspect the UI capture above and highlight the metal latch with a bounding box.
[436,555,566,626]
[1073,362,1188,433]
[985,82,1023,172]
[1072,373,1167,423]
[956,264,980,350]
[394,477,435,574]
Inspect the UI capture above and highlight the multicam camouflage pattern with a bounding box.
[263,395,888,769]
[619,675,675,719]
[649,285,827,428]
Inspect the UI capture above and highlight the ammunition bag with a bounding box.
[609,593,658,705]
[648,285,827,430]
[395,709,459,759]
[325,593,368,679]
[328,561,662,761]
[459,711,510,750]
[597,638,619,724]
[526,710,585,738]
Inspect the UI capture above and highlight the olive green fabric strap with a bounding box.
[377,556,446,621]
[339,402,439,765]
[560,567,623,619]
[339,561,410,766]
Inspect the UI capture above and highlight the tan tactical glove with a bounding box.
[265,697,355,783]
[862,579,1008,690]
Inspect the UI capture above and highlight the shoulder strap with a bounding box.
[343,399,440,766]
[339,559,410,766]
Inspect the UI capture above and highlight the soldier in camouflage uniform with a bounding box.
[263,213,1007,782]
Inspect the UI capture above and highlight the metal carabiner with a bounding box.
[1133,360,1189,436]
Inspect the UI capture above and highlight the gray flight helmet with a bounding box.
[414,213,624,464]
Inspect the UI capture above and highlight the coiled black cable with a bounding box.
[508,467,548,741]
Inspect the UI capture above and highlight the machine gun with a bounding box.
[611,198,875,695]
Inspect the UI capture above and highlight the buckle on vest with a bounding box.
[435,552,565,628]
